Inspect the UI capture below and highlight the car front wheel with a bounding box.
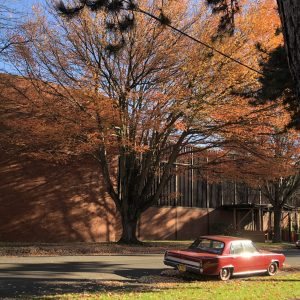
[267,262,278,276]
[219,268,231,281]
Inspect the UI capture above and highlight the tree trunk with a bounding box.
[118,210,140,244]
[276,0,300,113]
[273,206,282,243]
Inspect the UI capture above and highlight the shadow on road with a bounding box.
[0,260,165,279]
[0,261,126,277]
[0,261,166,298]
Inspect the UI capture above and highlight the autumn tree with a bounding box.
[255,47,300,241]
[276,0,300,120]
[0,4,28,62]
[254,45,298,126]
[206,0,241,38]
[207,0,300,125]
[9,1,200,244]
[189,0,299,242]
[211,107,300,242]
[4,0,284,243]
[261,132,300,243]
[0,4,15,55]
[53,0,300,125]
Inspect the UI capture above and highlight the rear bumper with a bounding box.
[164,259,201,274]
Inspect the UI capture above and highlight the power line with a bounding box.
[136,7,263,75]
[56,0,263,75]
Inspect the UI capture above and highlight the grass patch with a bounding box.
[41,272,300,300]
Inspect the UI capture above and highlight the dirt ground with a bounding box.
[0,241,189,256]
[0,240,295,257]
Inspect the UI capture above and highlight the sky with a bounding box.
[1,0,204,73]
[6,0,45,13]
[0,0,47,73]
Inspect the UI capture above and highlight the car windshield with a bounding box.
[188,238,225,254]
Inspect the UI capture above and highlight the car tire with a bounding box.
[219,268,231,281]
[267,262,278,276]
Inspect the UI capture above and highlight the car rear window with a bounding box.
[189,238,225,254]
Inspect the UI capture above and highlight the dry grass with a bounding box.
[0,241,189,256]
[0,240,295,256]
[41,271,300,300]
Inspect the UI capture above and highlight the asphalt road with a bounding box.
[0,254,166,298]
[0,250,299,298]
[0,255,165,281]
[282,249,300,266]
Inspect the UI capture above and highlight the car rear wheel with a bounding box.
[267,262,278,276]
[219,268,231,281]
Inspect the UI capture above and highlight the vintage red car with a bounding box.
[164,235,285,280]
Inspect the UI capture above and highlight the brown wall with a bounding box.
[138,207,233,240]
[0,153,121,242]
[0,154,290,242]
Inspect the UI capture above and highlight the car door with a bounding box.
[230,241,257,274]
[241,241,265,272]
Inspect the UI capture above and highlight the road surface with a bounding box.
[0,250,299,298]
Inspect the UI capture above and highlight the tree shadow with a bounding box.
[0,153,121,243]
[0,261,136,280]
[0,260,169,298]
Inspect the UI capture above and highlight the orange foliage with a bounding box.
[1,0,296,216]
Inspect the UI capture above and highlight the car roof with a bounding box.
[199,235,251,243]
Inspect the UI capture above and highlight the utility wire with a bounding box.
[134,6,264,76]
[58,0,264,76]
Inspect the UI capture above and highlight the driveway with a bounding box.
[0,251,299,298]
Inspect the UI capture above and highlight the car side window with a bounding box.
[212,241,224,249]
[230,242,244,255]
[242,241,258,254]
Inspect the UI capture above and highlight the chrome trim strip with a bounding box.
[232,269,267,276]
[218,253,282,258]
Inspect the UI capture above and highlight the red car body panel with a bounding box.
[164,235,285,277]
